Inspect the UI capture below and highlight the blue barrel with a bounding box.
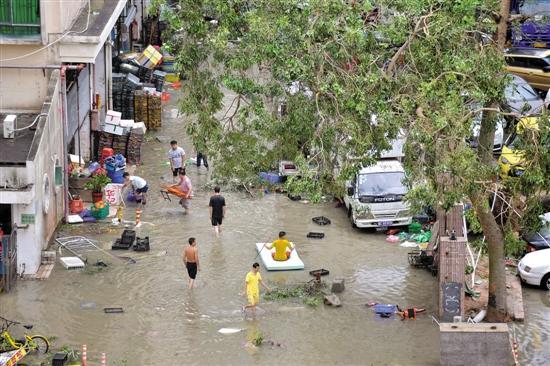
[108,169,125,183]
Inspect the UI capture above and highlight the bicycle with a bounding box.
[0,316,49,354]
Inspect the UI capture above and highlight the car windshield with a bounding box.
[357,172,407,196]
[517,1,550,16]
[505,77,544,114]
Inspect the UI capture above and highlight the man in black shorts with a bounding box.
[168,140,186,183]
[183,237,199,289]
[208,186,226,237]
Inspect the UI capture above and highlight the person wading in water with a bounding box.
[208,186,226,237]
[183,237,200,289]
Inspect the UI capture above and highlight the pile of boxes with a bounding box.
[134,89,162,130]
[98,109,147,163]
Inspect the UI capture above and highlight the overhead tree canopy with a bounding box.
[158,0,550,320]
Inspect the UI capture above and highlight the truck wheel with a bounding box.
[541,273,550,290]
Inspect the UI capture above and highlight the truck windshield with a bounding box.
[358,172,407,196]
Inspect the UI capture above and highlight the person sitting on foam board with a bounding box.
[266,231,295,261]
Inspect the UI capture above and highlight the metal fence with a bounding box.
[1,230,17,293]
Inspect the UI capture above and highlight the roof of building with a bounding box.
[64,0,127,41]
[0,113,40,166]
[60,0,127,63]
[505,48,550,58]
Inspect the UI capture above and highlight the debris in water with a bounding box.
[104,307,124,314]
[94,260,108,267]
[218,328,243,334]
[324,293,342,307]
[80,302,96,309]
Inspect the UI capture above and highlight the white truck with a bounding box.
[343,134,412,228]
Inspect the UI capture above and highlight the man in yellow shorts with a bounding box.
[266,231,295,261]
[243,262,270,315]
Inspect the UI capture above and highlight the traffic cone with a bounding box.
[135,208,142,226]
[82,344,87,366]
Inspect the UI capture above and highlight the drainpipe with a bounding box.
[60,66,70,222]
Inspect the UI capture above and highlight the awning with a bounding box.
[59,0,127,63]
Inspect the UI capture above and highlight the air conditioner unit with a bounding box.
[3,114,16,139]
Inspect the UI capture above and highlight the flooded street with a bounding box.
[0,93,547,365]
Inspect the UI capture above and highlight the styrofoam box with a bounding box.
[132,122,147,134]
[119,119,135,128]
[105,110,122,124]
[104,123,126,136]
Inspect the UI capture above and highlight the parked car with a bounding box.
[523,212,550,252]
[504,48,550,91]
[504,74,545,115]
[518,248,550,290]
[498,117,539,179]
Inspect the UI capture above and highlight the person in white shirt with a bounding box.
[168,140,186,182]
[123,173,148,205]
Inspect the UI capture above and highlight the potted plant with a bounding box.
[84,172,112,203]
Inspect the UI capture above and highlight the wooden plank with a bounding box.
[20,264,54,281]
[448,205,464,237]
[427,221,439,251]
[437,208,447,235]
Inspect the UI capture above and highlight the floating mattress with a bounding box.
[255,242,305,271]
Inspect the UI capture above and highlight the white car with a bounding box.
[518,248,550,290]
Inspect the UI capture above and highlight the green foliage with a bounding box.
[470,237,487,256]
[160,0,511,204]
[84,173,111,193]
[252,332,264,347]
[465,207,483,234]
[264,282,327,307]
[504,230,526,259]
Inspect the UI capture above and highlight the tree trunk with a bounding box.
[470,192,509,322]
[496,0,511,51]
[466,0,513,323]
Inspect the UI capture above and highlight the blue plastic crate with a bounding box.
[259,172,282,185]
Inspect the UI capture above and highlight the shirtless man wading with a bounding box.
[183,237,200,289]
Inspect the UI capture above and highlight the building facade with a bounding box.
[0,0,146,281]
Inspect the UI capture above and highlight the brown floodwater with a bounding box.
[0,92,547,366]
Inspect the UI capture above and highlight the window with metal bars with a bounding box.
[0,0,40,37]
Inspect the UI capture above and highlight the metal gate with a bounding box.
[1,229,17,292]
